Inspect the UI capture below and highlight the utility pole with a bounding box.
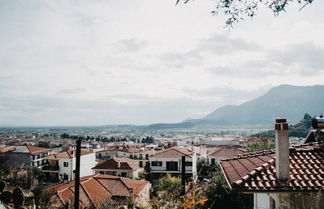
[74,139,81,209]
[181,156,186,195]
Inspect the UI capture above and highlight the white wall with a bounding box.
[58,153,96,181]
[80,153,96,178]
[254,193,270,209]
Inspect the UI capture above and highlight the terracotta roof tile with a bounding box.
[150,146,194,158]
[92,157,138,171]
[208,148,246,157]
[0,145,50,155]
[220,143,324,192]
[44,150,92,160]
[47,174,150,208]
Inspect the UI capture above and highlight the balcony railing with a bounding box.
[42,165,59,172]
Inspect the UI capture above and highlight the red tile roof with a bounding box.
[220,143,324,192]
[150,146,195,158]
[44,150,92,160]
[208,148,246,157]
[92,157,138,171]
[46,174,150,208]
[0,145,50,155]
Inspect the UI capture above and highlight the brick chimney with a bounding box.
[275,118,290,181]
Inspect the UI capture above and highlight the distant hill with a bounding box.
[189,85,324,126]
[251,113,313,138]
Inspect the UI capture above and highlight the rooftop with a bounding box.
[208,147,246,157]
[220,143,324,192]
[46,174,150,208]
[0,145,50,155]
[92,157,138,171]
[44,150,93,160]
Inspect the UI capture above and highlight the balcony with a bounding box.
[42,165,59,172]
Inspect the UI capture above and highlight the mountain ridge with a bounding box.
[188,84,324,126]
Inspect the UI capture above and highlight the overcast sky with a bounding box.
[1,0,324,126]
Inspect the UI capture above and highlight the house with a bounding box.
[220,119,324,209]
[96,144,156,168]
[149,146,204,179]
[92,157,141,178]
[208,146,246,165]
[43,150,96,182]
[46,174,151,208]
[0,145,51,169]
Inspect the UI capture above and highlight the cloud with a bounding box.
[267,42,324,75]
[57,88,87,95]
[113,39,147,52]
[196,34,262,54]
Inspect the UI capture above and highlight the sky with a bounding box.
[0,0,324,126]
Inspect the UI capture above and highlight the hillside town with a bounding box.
[0,116,323,209]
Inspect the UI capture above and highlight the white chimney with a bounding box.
[117,159,120,168]
[275,118,290,181]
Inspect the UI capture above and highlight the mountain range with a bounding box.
[148,84,324,129]
[186,84,324,126]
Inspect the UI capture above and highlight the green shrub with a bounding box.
[0,181,6,193]
[0,191,12,204]
[12,187,24,207]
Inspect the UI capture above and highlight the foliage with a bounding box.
[0,191,12,205]
[157,174,182,198]
[5,166,44,189]
[176,0,314,26]
[0,155,10,178]
[149,174,183,208]
[197,159,218,181]
[0,181,6,193]
[12,187,24,207]
[37,141,50,148]
[141,136,155,143]
[203,171,253,209]
[32,186,53,209]
[252,113,313,138]
[248,137,275,152]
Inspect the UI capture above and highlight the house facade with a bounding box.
[92,157,141,178]
[43,150,96,182]
[149,146,203,179]
[0,145,51,169]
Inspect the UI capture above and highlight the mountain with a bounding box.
[190,85,324,125]
[251,113,313,138]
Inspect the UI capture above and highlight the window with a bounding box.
[139,161,143,167]
[139,154,143,159]
[121,172,127,177]
[151,161,162,166]
[130,155,133,159]
[145,154,149,160]
[63,162,69,167]
[185,161,192,166]
[99,171,104,174]
[166,161,178,171]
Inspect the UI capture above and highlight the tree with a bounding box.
[248,136,275,152]
[176,0,314,26]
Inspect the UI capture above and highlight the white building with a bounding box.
[92,157,141,178]
[43,150,96,182]
[149,146,205,179]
